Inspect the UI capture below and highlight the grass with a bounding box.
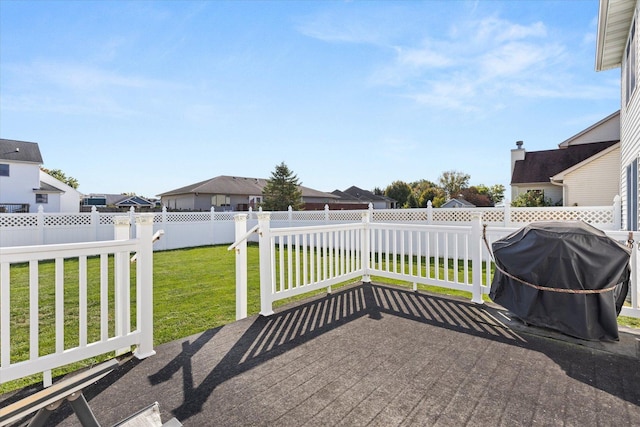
[2,243,639,394]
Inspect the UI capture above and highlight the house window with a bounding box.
[83,196,107,206]
[627,159,638,231]
[0,164,9,177]
[626,18,637,105]
[212,194,230,206]
[36,194,48,204]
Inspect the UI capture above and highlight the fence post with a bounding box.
[427,200,433,224]
[234,214,248,320]
[113,216,131,355]
[470,212,484,304]
[91,206,99,242]
[613,195,622,230]
[324,204,330,224]
[503,200,511,227]
[211,207,217,245]
[368,203,374,223]
[258,212,274,316]
[288,205,293,227]
[361,211,371,283]
[37,205,45,245]
[134,213,156,359]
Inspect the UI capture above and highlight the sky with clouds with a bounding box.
[0,0,621,199]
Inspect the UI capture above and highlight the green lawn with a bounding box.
[2,244,639,394]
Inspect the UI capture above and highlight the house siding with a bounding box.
[621,4,640,229]
[564,147,620,206]
[0,162,40,211]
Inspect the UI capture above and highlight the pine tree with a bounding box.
[261,162,304,211]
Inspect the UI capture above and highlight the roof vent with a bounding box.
[516,140,523,149]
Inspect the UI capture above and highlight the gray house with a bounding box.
[158,175,339,211]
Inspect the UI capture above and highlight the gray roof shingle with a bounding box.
[511,141,619,184]
[0,139,43,164]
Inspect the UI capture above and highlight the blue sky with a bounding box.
[0,0,620,199]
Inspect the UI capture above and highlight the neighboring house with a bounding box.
[0,138,81,213]
[596,0,640,230]
[335,186,398,209]
[157,175,340,211]
[441,197,476,208]
[510,111,621,206]
[81,194,156,211]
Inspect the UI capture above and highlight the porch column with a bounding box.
[258,213,274,316]
[134,213,156,359]
[234,214,248,320]
[470,212,484,304]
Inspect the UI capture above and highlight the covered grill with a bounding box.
[489,221,630,341]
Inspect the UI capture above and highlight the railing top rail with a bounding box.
[369,222,472,232]
[0,238,139,262]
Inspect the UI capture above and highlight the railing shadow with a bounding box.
[152,283,531,422]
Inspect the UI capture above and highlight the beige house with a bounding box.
[511,111,620,206]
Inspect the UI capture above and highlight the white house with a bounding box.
[596,0,640,229]
[0,138,81,213]
[510,111,620,206]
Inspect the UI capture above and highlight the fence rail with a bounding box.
[0,215,156,387]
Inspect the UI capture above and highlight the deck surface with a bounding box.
[3,282,640,426]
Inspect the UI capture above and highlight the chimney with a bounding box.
[511,140,525,175]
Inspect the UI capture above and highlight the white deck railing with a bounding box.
[232,212,640,320]
[0,214,157,387]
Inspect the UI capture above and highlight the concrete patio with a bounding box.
[2,282,640,426]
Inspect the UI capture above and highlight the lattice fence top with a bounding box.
[0,214,38,227]
[372,209,428,222]
[44,214,92,226]
[166,212,213,222]
[292,211,325,221]
[510,207,613,224]
[328,211,363,222]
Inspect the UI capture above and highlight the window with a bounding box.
[626,18,637,105]
[627,159,638,231]
[0,164,9,177]
[83,196,107,206]
[36,194,48,204]
[212,194,230,206]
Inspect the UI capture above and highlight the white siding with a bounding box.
[564,147,620,206]
[0,162,40,211]
[621,5,640,229]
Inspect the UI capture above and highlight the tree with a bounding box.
[41,167,79,189]
[384,181,412,208]
[261,162,304,211]
[460,187,492,207]
[438,170,470,199]
[475,184,506,206]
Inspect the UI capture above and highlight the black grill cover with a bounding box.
[489,221,630,341]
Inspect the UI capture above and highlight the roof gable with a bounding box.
[511,141,619,184]
[558,110,620,147]
[0,139,43,164]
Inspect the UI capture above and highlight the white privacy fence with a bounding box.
[231,211,640,320]
[0,215,157,387]
[0,198,622,249]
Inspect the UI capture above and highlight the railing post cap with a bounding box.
[234,213,249,222]
[257,212,271,220]
[114,216,131,226]
[135,213,155,225]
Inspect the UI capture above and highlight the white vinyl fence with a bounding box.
[0,215,157,387]
[0,198,623,249]
[231,211,640,320]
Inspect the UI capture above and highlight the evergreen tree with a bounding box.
[261,162,304,211]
